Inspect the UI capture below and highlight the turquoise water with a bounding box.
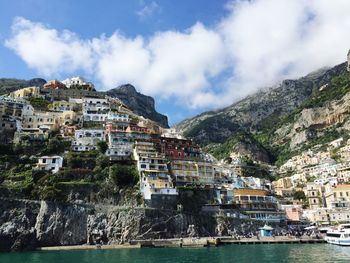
[1,244,350,263]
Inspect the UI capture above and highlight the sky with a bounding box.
[2,0,350,125]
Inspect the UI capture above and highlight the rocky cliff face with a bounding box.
[275,87,350,149]
[178,63,346,141]
[107,84,169,128]
[177,62,347,162]
[1,199,266,252]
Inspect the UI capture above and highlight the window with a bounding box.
[52,158,56,163]
[42,158,46,163]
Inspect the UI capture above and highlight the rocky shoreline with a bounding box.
[0,198,279,252]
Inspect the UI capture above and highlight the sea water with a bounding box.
[0,244,349,263]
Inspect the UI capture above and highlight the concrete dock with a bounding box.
[37,236,325,251]
[218,236,326,245]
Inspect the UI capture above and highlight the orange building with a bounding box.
[43,80,66,90]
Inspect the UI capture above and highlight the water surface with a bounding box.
[1,244,349,263]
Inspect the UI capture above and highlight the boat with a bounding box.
[319,226,331,234]
[324,224,350,246]
[319,222,331,234]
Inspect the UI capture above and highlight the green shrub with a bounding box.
[97,141,108,154]
[109,164,139,186]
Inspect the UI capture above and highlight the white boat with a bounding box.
[325,224,350,246]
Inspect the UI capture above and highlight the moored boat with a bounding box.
[324,224,350,246]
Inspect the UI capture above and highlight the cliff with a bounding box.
[106,84,169,128]
[0,198,266,252]
[176,62,348,163]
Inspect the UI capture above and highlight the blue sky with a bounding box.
[0,0,229,124]
[1,0,350,125]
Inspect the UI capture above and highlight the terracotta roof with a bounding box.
[335,184,350,190]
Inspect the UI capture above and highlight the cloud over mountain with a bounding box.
[5,0,350,109]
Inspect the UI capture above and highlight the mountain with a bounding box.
[0,78,46,95]
[106,84,169,128]
[176,62,348,164]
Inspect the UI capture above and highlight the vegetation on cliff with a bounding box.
[179,62,350,167]
[0,137,140,203]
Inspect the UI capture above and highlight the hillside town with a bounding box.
[2,76,350,231]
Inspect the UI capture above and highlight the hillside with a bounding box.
[0,79,168,127]
[176,62,348,164]
[0,78,46,95]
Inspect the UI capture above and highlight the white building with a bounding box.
[35,156,63,174]
[82,98,109,122]
[303,159,338,178]
[304,208,350,223]
[134,141,178,201]
[106,145,132,159]
[107,112,129,122]
[72,129,105,151]
[62,76,94,89]
[105,130,132,159]
[140,174,178,200]
[162,128,184,139]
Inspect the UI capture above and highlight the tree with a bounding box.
[109,164,139,186]
[43,138,66,155]
[97,141,108,154]
[293,190,306,201]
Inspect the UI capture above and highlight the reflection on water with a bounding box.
[1,244,350,263]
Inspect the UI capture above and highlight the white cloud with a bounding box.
[136,1,161,20]
[5,17,93,76]
[218,0,350,103]
[5,0,350,110]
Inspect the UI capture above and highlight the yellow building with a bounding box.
[233,188,278,211]
[273,177,292,189]
[22,110,77,131]
[306,183,324,209]
[273,177,294,197]
[327,184,350,209]
[48,101,77,112]
[0,96,25,118]
[9,86,40,98]
[170,160,214,186]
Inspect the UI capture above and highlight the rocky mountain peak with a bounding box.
[117,83,137,94]
[106,84,168,128]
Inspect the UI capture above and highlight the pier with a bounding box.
[218,236,326,245]
[37,236,325,251]
[130,236,325,248]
